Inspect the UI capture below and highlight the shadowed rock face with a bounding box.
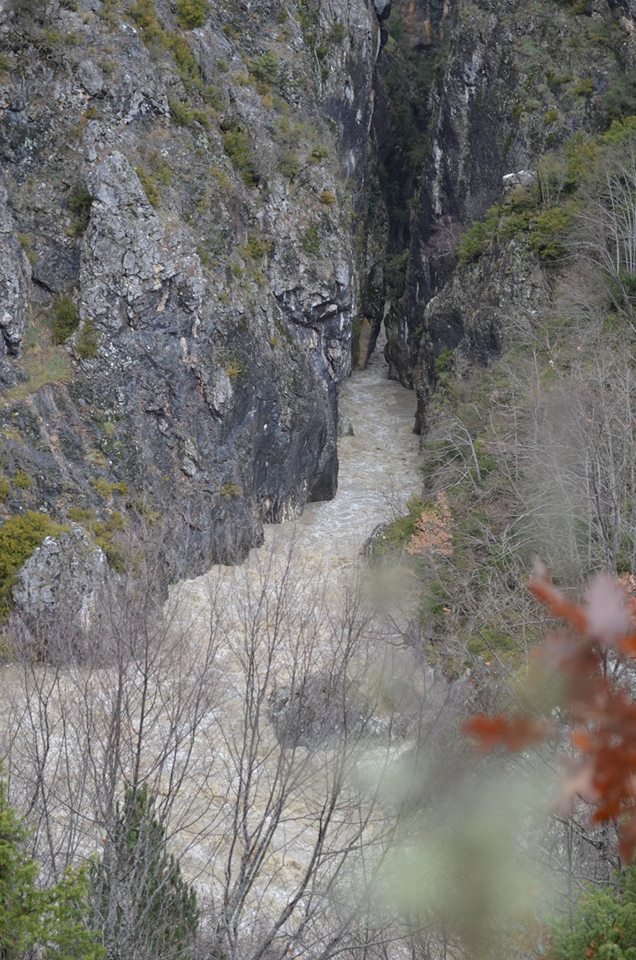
[378,0,635,427]
[0,0,382,581]
[0,176,30,381]
[1,0,632,606]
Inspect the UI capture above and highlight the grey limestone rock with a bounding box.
[0,176,29,377]
[413,240,550,431]
[77,59,105,97]
[338,415,354,437]
[0,0,382,602]
[12,523,108,631]
[373,0,393,20]
[381,0,634,401]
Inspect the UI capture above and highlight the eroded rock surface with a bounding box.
[0,0,383,584]
[12,523,108,631]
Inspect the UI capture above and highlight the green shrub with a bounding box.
[380,252,406,298]
[435,347,454,378]
[309,145,329,163]
[220,482,242,499]
[564,132,598,187]
[168,97,209,128]
[302,224,320,256]
[242,232,273,261]
[225,360,243,380]
[329,22,347,42]
[380,496,426,551]
[168,32,203,91]
[562,0,591,13]
[221,123,259,187]
[0,780,104,958]
[67,506,96,524]
[457,207,502,264]
[0,479,9,501]
[66,507,126,570]
[0,511,67,616]
[547,868,636,960]
[605,74,636,121]
[136,166,161,207]
[51,295,80,344]
[12,471,32,491]
[250,51,279,86]
[457,186,573,264]
[546,69,571,94]
[210,165,231,191]
[91,786,199,958]
[136,156,172,207]
[0,54,11,73]
[129,0,164,45]
[100,0,119,29]
[222,23,240,41]
[18,233,37,266]
[67,185,92,236]
[572,76,594,98]
[279,151,300,179]
[319,188,336,205]
[75,321,99,360]
[175,0,207,29]
[543,108,559,126]
[93,512,126,572]
[528,205,573,259]
[91,478,128,499]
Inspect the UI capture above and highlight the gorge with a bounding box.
[0,0,634,599]
[1,0,636,957]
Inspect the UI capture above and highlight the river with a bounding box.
[0,343,424,955]
[179,337,421,611]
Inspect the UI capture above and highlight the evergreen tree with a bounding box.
[0,778,104,960]
[547,868,636,960]
[92,785,199,960]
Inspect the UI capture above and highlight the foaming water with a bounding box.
[168,338,423,896]
[294,338,422,561]
[182,336,421,604]
[0,341,424,932]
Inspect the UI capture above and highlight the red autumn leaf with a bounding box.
[528,577,588,634]
[462,713,548,751]
[621,633,636,656]
[465,567,636,860]
[571,729,593,751]
[618,813,636,862]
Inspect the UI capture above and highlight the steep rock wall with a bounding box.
[0,0,381,576]
[379,0,635,423]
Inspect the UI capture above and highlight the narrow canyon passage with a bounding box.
[295,337,422,562]
[180,337,421,612]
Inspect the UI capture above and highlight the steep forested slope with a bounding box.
[372,0,636,679]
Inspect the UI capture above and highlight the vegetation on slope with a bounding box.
[382,118,636,677]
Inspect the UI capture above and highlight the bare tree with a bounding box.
[0,521,462,960]
[570,133,636,328]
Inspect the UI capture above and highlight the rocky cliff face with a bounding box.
[0,0,382,580]
[2,0,634,602]
[378,0,636,426]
